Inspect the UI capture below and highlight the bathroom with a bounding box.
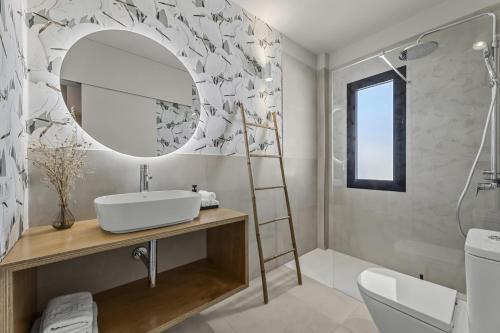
[1,0,500,332]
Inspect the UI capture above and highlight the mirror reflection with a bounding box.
[60,30,200,157]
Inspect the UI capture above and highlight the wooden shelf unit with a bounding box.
[0,208,248,333]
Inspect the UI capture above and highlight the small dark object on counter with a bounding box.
[201,204,219,210]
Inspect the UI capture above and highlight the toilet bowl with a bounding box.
[358,229,500,333]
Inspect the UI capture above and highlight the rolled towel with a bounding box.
[41,292,94,333]
[198,190,216,202]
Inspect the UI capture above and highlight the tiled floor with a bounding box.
[285,249,380,301]
[164,265,379,333]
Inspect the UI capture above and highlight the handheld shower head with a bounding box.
[473,40,489,51]
[399,41,439,61]
[483,54,497,83]
[474,41,497,83]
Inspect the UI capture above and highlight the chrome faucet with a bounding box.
[140,164,152,192]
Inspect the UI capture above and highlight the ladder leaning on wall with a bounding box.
[239,105,302,304]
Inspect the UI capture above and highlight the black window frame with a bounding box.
[346,67,406,192]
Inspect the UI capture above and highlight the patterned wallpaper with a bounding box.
[0,0,27,261]
[156,85,201,155]
[25,0,283,156]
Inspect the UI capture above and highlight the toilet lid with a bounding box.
[465,228,500,261]
[358,268,457,332]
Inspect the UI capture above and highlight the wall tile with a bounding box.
[0,0,27,261]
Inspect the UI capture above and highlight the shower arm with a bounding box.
[333,12,498,73]
[417,12,497,48]
[379,53,410,83]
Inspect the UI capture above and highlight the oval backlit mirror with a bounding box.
[60,30,200,157]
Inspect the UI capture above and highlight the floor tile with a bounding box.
[333,327,355,333]
[341,304,379,333]
[286,249,380,301]
[164,261,376,333]
[165,314,236,333]
[287,275,360,323]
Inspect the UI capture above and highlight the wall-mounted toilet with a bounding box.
[358,229,500,333]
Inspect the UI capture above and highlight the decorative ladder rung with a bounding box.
[246,122,275,130]
[240,105,302,304]
[249,154,281,158]
[259,216,290,226]
[255,185,284,191]
[264,249,295,263]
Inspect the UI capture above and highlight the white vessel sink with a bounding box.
[94,190,201,233]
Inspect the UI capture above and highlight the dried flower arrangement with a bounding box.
[28,127,90,229]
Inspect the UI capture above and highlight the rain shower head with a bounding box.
[399,41,439,61]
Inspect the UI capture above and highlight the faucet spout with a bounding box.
[140,164,152,192]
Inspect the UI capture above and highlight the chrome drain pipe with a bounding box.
[132,239,157,288]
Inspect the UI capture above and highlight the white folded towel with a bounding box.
[201,198,220,207]
[198,190,216,201]
[198,190,219,207]
[35,301,98,333]
[41,292,94,333]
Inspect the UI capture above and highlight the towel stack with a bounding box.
[199,190,219,208]
[32,292,98,333]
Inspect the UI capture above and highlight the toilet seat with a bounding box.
[358,268,457,332]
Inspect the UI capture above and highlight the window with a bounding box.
[347,67,406,192]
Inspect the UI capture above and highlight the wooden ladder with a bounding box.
[240,105,302,304]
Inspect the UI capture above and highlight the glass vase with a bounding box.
[52,202,75,230]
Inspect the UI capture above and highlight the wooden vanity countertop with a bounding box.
[0,208,247,271]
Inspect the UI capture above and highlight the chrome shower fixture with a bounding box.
[396,12,499,237]
[473,40,489,51]
[399,41,439,61]
[474,41,498,84]
[379,53,410,83]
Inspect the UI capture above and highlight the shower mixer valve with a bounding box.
[476,171,500,195]
[477,182,499,196]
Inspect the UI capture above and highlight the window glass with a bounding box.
[346,66,406,192]
[356,81,394,181]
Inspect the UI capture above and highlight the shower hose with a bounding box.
[456,82,498,238]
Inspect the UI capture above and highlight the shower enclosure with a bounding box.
[333,12,499,238]
[398,13,499,237]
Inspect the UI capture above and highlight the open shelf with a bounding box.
[0,208,248,333]
[94,259,246,333]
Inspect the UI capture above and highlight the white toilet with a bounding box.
[358,229,500,333]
